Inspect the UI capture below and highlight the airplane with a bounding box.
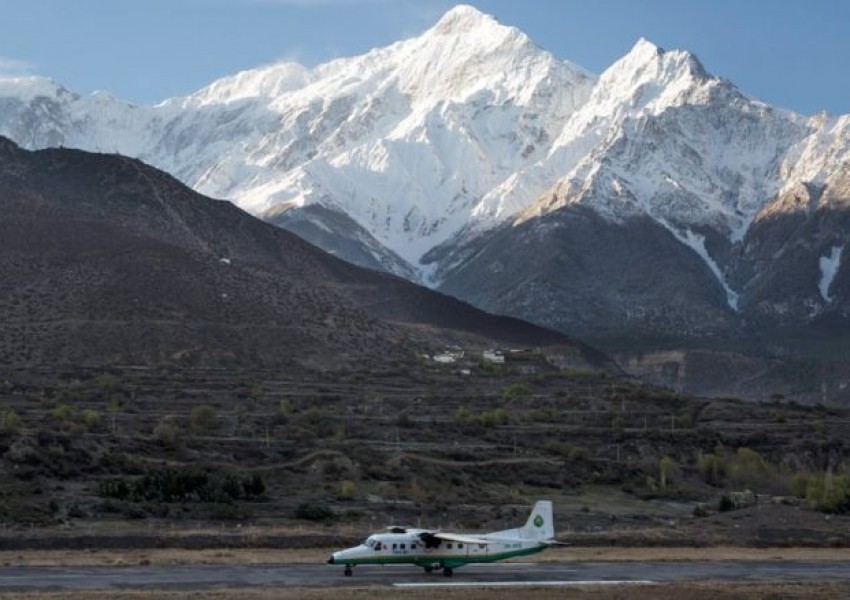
[327,500,559,577]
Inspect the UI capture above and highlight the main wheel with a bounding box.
[442,567,453,577]
[344,566,353,577]
[423,566,434,573]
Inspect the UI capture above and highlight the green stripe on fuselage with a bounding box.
[341,544,545,569]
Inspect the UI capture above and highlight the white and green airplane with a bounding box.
[327,500,559,577]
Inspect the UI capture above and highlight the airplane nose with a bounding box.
[327,554,335,564]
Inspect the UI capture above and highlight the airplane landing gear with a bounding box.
[442,567,453,577]
[344,566,353,577]
[423,566,434,573]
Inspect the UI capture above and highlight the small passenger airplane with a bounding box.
[327,500,558,577]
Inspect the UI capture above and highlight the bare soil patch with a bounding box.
[0,582,848,600]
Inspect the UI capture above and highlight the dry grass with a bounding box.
[3,546,850,568]
[1,582,849,600]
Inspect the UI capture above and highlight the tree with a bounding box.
[728,447,772,490]
[805,473,850,513]
[278,399,293,418]
[1,409,20,432]
[106,394,125,435]
[697,453,723,485]
[190,405,218,434]
[659,456,678,490]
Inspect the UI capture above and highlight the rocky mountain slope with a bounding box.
[0,136,610,371]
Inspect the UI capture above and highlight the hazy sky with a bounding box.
[1,0,848,115]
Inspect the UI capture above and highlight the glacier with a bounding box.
[819,245,844,302]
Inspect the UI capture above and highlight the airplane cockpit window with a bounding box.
[364,537,376,548]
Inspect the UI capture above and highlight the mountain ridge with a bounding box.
[0,135,612,372]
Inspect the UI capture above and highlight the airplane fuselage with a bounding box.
[328,532,546,571]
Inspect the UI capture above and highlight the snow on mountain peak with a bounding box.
[188,62,310,106]
[0,75,73,103]
[432,4,499,35]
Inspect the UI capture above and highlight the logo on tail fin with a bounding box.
[533,515,544,528]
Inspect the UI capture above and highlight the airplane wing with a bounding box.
[385,527,494,546]
[432,532,494,545]
[386,526,433,535]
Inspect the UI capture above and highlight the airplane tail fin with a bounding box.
[520,500,554,541]
[489,500,554,541]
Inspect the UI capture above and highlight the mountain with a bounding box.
[433,39,850,348]
[0,136,611,371]
[0,5,594,281]
[1,5,849,398]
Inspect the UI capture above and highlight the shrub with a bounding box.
[1,409,20,432]
[294,502,336,522]
[718,495,733,512]
[50,404,74,422]
[278,399,293,418]
[728,447,773,490]
[153,417,182,448]
[82,409,102,430]
[479,408,508,428]
[455,406,472,423]
[243,474,266,498]
[790,473,810,498]
[502,383,531,402]
[190,405,218,434]
[805,473,850,513]
[338,480,356,500]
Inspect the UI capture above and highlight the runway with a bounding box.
[0,561,849,590]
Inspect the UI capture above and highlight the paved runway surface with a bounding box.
[0,561,849,590]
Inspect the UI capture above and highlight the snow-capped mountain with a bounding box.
[1,4,849,359]
[0,5,594,279]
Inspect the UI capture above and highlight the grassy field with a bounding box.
[1,582,849,600]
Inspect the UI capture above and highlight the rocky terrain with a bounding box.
[0,137,607,371]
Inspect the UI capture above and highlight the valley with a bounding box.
[0,6,848,597]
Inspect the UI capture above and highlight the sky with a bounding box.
[1,0,848,115]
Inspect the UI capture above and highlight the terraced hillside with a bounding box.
[1,362,848,546]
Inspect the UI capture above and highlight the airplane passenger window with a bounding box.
[458,543,463,549]
[400,544,406,549]
[447,543,453,549]
[392,543,397,549]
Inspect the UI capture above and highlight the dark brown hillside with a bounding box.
[0,137,610,370]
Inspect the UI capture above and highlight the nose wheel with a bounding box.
[344,566,353,577]
[442,567,453,577]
